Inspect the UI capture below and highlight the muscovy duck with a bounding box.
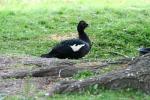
[41,20,91,59]
[138,48,150,56]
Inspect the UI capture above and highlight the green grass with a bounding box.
[51,89,150,100]
[0,0,150,59]
[0,0,150,99]
[3,89,150,100]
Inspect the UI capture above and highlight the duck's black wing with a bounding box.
[45,39,89,59]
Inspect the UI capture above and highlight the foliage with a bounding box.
[0,0,150,59]
[73,70,94,79]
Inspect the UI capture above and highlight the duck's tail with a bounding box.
[40,52,55,58]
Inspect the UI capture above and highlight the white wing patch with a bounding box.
[70,44,85,52]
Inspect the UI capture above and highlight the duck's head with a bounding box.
[138,48,150,56]
[77,20,88,30]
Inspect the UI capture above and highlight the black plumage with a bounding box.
[138,48,150,56]
[41,20,91,59]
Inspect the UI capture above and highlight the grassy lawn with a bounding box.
[4,89,150,100]
[0,0,150,99]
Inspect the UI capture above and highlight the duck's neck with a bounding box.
[77,28,91,47]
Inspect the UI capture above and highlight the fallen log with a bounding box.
[0,55,130,79]
[0,54,133,95]
[47,53,150,95]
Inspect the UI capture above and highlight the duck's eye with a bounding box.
[84,23,87,26]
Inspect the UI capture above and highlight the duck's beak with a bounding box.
[137,48,142,51]
[137,48,145,51]
[86,23,89,27]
